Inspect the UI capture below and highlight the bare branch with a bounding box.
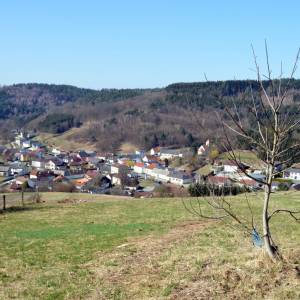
[268,209,300,222]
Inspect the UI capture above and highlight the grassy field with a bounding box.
[0,192,300,299]
[219,150,264,168]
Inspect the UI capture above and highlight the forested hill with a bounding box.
[1,80,300,150]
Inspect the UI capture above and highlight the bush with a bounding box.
[277,182,290,191]
[188,183,247,197]
[53,182,76,193]
[155,185,174,198]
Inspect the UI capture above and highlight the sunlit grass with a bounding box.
[0,192,299,299]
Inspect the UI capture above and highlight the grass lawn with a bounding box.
[139,179,156,188]
[0,192,299,299]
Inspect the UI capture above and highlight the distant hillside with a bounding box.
[1,80,300,150]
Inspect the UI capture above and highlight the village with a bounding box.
[0,130,299,197]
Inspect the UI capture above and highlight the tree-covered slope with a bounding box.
[1,80,300,150]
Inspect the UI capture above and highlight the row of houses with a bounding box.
[0,131,196,194]
[4,130,300,195]
[132,162,193,185]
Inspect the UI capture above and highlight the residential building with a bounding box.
[283,168,300,180]
[0,165,11,177]
[133,162,145,174]
[159,149,183,160]
[168,170,193,185]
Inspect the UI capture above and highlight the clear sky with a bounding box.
[1,0,300,89]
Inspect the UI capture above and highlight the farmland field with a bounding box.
[0,192,299,299]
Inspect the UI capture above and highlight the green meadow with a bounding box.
[0,192,299,299]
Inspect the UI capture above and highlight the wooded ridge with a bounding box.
[1,80,300,150]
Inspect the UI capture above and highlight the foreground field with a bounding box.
[0,192,299,299]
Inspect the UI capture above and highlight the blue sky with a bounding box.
[1,1,300,89]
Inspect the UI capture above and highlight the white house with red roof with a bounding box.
[133,162,145,174]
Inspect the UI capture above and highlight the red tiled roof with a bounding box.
[208,176,229,184]
[238,178,256,186]
[135,162,144,168]
[147,163,157,169]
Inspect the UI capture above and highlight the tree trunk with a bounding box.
[263,184,279,261]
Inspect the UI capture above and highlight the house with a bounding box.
[167,170,193,186]
[0,165,11,177]
[150,147,160,156]
[53,168,68,176]
[45,160,56,171]
[133,162,145,174]
[56,153,70,164]
[111,174,122,185]
[222,160,248,174]
[21,150,42,162]
[197,145,206,156]
[207,175,232,187]
[237,178,259,189]
[135,149,145,157]
[142,155,159,163]
[223,160,239,173]
[151,168,170,182]
[10,162,28,176]
[31,159,45,170]
[159,149,183,160]
[86,157,100,168]
[144,163,158,176]
[21,140,31,149]
[249,173,266,183]
[69,159,87,171]
[45,158,64,171]
[110,164,120,174]
[29,141,44,151]
[283,168,300,180]
[52,148,61,156]
[197,140,210,156]
[98,164,111,175]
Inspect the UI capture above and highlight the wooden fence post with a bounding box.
[3,195,6,210]
[21,192,24,207]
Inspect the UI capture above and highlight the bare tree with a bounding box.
[185,42,300,261]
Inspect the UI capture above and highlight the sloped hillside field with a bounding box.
[0,192,299,299]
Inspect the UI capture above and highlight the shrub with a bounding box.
[53,182,76,193]
[277,182,290,191]
[188,183,246,197]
